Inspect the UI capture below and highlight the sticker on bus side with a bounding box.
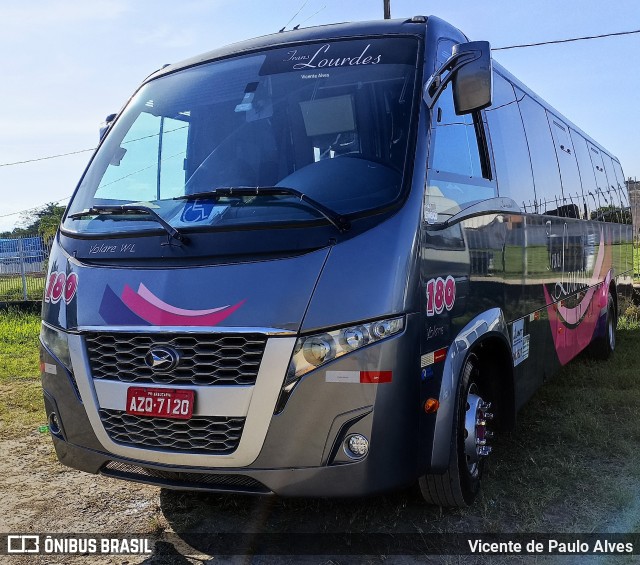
[512,318,529,366]
[420,347,447,368]
[326,371,392,384]
[44,271,78,305]
[425,276,456,316]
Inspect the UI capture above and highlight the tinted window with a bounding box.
[569,130,597,218]
[601,152,620,207]
[518,95,562,215]
[426,39,494,217]
[612,159,630,207]
[587,142,610,214]
[547,113,582,218]
[431,84,484,178]
[485,74,535,210]
[612,158,632,225]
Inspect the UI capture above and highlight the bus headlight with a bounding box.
[302,334,335,366]
[285,316,404,386]
[40,323,72,372]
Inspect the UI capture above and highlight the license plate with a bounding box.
[126,387,195,420]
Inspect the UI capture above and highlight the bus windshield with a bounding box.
[64,37,419,235]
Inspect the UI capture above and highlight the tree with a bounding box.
[17,203,66,240]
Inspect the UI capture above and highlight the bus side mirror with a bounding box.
[423,41,493,115]
[99,113,117,140]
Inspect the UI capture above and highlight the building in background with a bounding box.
[627,178,640,240]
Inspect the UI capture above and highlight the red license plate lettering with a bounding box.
[126,387,195,420]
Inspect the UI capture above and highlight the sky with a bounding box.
[1,0,639,232]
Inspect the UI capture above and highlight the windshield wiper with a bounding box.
[68,205,189,244]
[175,186,351,233]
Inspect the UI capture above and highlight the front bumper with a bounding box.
[41,314,424,497]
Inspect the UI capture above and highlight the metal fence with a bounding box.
[0,235,53,302]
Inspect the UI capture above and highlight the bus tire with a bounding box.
[592,292,616,360]
[418,352,492,507]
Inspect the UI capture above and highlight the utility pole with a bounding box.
[384,0,391,19]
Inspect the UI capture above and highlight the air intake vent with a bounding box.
[102,461,270,493]
[99,409,245,455]
[85,332,266,386]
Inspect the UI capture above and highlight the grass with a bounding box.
[0,308,43,436]
[0,308,41,379]
[481,319,640,531]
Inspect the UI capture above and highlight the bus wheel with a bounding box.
[418,353,494,507]
[592,292,616,359]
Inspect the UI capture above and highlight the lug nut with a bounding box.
[476,419,486,426]
[476,439,486,446]
[479,446,492,457]
[484,412,494,420]
[481,401,492,410]
[485,431,495,439]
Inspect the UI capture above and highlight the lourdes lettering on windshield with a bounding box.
[284,44,382,70]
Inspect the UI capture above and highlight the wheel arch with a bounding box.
[609,277,618,322]
[473,336,515,432]
[429,308,514,471]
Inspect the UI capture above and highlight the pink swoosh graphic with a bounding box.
[544,224,612,365]
[554,229,604,325]
[121,284,245,326]
[544,283,602,365]
[136,283,229,316]
[544,273,610,365]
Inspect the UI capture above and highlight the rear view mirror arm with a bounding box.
[423,49,481,108]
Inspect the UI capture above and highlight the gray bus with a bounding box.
[40,15,632,507]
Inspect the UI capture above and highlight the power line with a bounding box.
[0,125,186,168]
[493,28,640,51]
[0,196,71,219]
[0,148,95,168]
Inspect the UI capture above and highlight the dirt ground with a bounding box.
[2,426,639,565]
[0,429,510,564]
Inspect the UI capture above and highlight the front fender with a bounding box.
[430,307,510,471]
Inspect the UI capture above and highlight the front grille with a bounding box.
[99,409,244,454]
[101,461,270,493]
[85,332,267,386]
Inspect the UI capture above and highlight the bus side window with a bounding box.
[517,95,563,215]
[431,84,485,179]
[612,158,631,225]
[426,39,495,212]
[569,130,598,219]
[484,74,535,211]
[547,113,582,218]
[586,143,610,219]
[601,151,622,222]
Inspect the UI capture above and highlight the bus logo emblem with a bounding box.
[144,347,180,372]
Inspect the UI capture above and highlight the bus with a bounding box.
[40,15,633,507]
